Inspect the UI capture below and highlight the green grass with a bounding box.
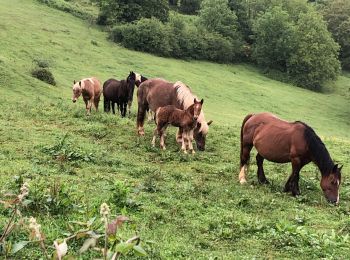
[0,0,350,258]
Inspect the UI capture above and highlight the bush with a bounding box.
[287,10,341,90]
[31,68,56,86]
[112,18,172,56]
[96,0,169,24]
[111,15,242,63]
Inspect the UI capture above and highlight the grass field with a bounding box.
[1,0,350,258]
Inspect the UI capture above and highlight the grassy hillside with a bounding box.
[0,0,350,258]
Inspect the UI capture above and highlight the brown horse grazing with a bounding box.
[137,78,212,151]
[239,112,342,204]
[72,77,102,115]
[152,99,203,153]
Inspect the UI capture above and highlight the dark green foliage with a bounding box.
[179,0,202,14]
[252,6,295,71]
[96,0,169,24]
[287,10,341,90]
[31,68,56,86]
[252,3,340,90]
[111,18,172,56]
[319,0,350,70]
[111,15,241,62]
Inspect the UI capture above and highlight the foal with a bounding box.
[152,99,203,154]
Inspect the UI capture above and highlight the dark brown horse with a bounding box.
[103,72,135,117]
[239,112,342,204]
[131,71,148,87]
[152,99,203,153]
[137,78,212,151]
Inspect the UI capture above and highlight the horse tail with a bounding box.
[136,81,149,135]
[240,113,254,165]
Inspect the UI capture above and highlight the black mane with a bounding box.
[297,121,334,176]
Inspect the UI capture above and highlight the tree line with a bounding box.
[93,0,350,91]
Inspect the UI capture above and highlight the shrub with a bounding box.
[287,10,341,90]
[31,67,56,86]
[252,6,295,71]
[112,18,172,56]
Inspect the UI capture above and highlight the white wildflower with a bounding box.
[28,216,42,240]
[100,202,110,217]
[17,182,29,202]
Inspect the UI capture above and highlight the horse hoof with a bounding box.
[183,150,188,154]
[259,179,270,185]
[239,178,247,184]
[191,150,196,154]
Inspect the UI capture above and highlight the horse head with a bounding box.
[193,119,213,151]
[192,98,203,120]
[126,72,136,101]
[320,164,342,204]
[72,80,82,103]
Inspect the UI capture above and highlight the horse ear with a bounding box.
[207,120,213,125]
[73,80,76,84]
[339,165,343,171]
[200,99,204,104]
[194,98,196,103]
[79,81,81,87]
[333,164,338,172]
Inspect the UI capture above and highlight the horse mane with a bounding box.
[297,121,334,176]
[173,81,208,134]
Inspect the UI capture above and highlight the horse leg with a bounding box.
[137,104,147,136]
[176,128,183,144]
[127,101,132,117]
[256,154,269,184]
[239,144,253,184]
[122,102,127,117]
[111,102,115,114]
[84,99,91,115]
[188,129,195,154]
[104,99,109,112]
[181,130,188,154]
[152,125,160,148]
[94,96,100,111]
[160,125,167,150]
[284,158,302,196]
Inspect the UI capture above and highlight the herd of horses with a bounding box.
[71,72,342,204]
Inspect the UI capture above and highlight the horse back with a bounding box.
[80,77,100,99]
[244,113,307,163]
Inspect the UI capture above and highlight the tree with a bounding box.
[199,0,239,40]
[319,0,350,70]
[96,0,169,24]
[252,6,295,71]
[179,0,202,14]
[287,10,341,90]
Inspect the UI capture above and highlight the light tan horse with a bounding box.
[72,77,102,115]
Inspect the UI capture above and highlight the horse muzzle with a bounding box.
[72,98,77,103]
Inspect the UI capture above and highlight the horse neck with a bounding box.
[304,125,334,176]
[185,104,195,117]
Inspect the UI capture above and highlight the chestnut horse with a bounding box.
[152,99,203,154]
[137,78,212,151]
[72,77,101,115]
[239,112,342,204]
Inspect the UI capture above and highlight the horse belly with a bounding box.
[254,138,291,163]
